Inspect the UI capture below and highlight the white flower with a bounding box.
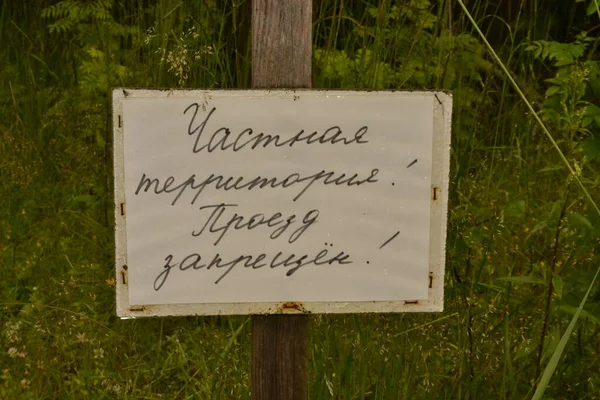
[111,384,122,395]
[93,348,105,359]
[8,347,18,358]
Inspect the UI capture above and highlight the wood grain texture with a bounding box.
[252,315,308,400]
[252,0,312,88]
[251,1,311,399]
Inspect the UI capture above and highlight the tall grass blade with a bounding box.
[531,266,600,400]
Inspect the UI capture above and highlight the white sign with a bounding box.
[113,89,451,317]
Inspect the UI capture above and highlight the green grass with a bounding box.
[1,0,599,399]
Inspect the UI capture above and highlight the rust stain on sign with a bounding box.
[279,302,308,313]
[432,186,439,202]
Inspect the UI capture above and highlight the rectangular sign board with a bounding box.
[113,89,451,317]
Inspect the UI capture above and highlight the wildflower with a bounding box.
[111,384,122,395]
[94,348,105,359]
[5,321,22,343]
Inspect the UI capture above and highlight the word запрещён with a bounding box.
[139,103,378,291]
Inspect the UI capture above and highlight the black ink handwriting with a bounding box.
[379,231,400,249]
[135,168,379,204]
[191,204,319,246]
[183,104,369,153]
[153,248,353,290]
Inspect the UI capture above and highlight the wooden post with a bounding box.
[251,1,312,399]
[251,0,312,89]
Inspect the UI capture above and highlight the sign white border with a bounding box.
[113,89,451,317]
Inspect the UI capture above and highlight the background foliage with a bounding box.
[1,0,599,398]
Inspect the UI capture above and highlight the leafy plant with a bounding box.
[527,33,600,157]
[314,0,495,91]
[41,0,137,93]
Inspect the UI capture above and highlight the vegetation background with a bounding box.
[1,0,599,398]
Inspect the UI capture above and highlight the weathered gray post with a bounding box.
[251,1,312,399]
